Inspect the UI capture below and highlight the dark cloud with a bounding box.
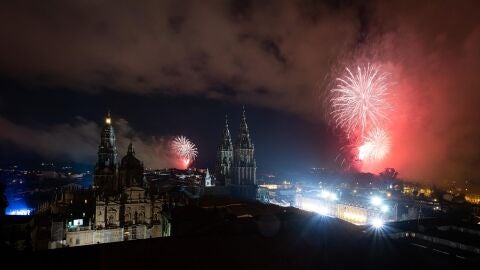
[0,0,360,114]
[0,0,479,186]
[0,116,98,163]
[114,118,171,169]
[0,116,170,169]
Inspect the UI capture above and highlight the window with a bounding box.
[76,238,80,245]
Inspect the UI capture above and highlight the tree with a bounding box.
[379,168,398,180]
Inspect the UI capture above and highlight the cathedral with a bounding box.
[215,108,257,196]
[44,110,257,248]
[52,112,169,247]
[92,112,165,234]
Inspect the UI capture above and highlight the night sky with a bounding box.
[0,82,337,173]
[1,1,480,188]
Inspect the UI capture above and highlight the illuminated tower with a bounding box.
[232,108,256,186]
[205,169,213,187]
[94,112,118,193]
[215,115,233,186]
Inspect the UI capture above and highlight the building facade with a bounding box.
[93,111,118,194]
[232,109,256,186]
[215,115,233,186]
[93,113,166,235]
[48,113,171,248]
[215,109,256,189]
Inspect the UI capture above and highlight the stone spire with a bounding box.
[215,114,234,186]
[232,106,256,187]
[221,114,233,150]
[127,142,135,155]
[94,111,118,193]
[205,168,213,187]
[98,111,117,167]
[235,106,253,149]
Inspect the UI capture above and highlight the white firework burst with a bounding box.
[330,64,392,137]
[170,136,198,166]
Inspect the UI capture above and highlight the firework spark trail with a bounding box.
[170,136,198,167]
[330,64,391,137]
[358,128,391,162]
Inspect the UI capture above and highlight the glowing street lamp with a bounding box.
[320,190,330,199]
[319,190,338,201]
[370,196,383,206]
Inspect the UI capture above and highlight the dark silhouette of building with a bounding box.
[215,115,233,186]
[118,143,144,188]
[232,108,256,186]
[4,200,477,269]
[214,108,257,200]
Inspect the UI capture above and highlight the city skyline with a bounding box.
[0,87,339,175]
[1,1,480,188]
[1,1,479,267]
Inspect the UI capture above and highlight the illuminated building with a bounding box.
[93,111,118,193]
[204,169,213,187]
[297,192,394,226]
[259,184,279,190]
[403,183,433,198]
[465,194,480,205]
[419,188,433,197]
[258,182,296,206]
[336,205,368,225]
[48,113,171,249]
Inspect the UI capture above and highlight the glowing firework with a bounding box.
[330,64,391,136]
[358,128,390,162]
[170,136,198,167]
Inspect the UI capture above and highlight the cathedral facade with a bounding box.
[57,113,169,248]
[215,109,257,188]
[93,113,165,234]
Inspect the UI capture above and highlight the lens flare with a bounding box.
[170,136,198,168]
[371,218,384,229]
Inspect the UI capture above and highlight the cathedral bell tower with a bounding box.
[232,108,256,186]
[215,115,233,186]
[94,111,118,193]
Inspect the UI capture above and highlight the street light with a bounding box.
[370,196,383,206]
[371,218,384,229]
